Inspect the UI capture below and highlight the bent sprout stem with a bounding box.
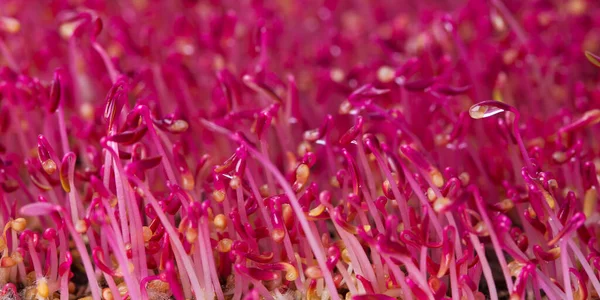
[200,118,341,300]
[469,100,534,174]
[470,186,514,291]
[20,204,102,300]
[3,1,600,299]
[128,177,207,299]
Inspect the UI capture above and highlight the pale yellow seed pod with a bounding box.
[103,288,114,300]
[75,220,88,234]
[433,197,451,213]
[296,164,310,182]
[229,176,241,190]
[458,172,470,186]
[186,228,198,243]
[11,218,27,232]
[584,187,598,218]
[426,188,436,202]
[259,185,270,197]
[330,68,345,83]
[168,120,189,133]
[11,251,23,264]
[212,190,226,202]
[297,141,312,157]
[181,173,195,191]
[377,66,395,83]
[42,159,57,175]
[217,239,233,252]
[0,17,20,34]
[142,226,153,242]
[213,214,227,231]
[431,169,444,188]
[305,266,323,279]
[341,249,351,264]
[37,279,49,298]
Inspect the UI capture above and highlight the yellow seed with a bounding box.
[109,196,118,207]
[297,141,312,157]
[229,176,241,189]
[497,199,514,211]
[102,288,114,300]
[42,159,57,175]
[217,238,233,252]
[329,176,340,188]
[502,49,519,65]
[11,218,27,232]
[142,226,153,242]
[427,188,436,202]
[271,228,285,243]
[431,170,444,188]
[341,249,351,263]
[308,204,326,217]
[434,134,448,146]
[507,260,525,277]
[80,102,94,121]
[490,11,506,32]
[527,206,537,218]
[168,120,189,133]
[473,221,489,236]
[542,190,556,209]
[383,179,392,195]
[213,214,227,231]
[75,220,88,234]
[212,190,225,202]
[548,247,561,259]
[11,251,22,263]
[59,22,79,39]
[147,279,170,293]
[116,262,135,276]
[330,68,345,83]
[206,207,214,220]
[567,0,586,15]
[296,164,310,185]
[433,197,451,213]
[0,17,20,33]
[181,173,195,191]
[338,100,352,115]
[594,158,600,174]
[458,172,470,186]
[368,153,377,162]
[259,185,270,197]
[37,279,49,298]
[24,271,36,286]
[305,266,323,279]
[377,66,395,83]
[186,228,198,243]
[584,188,597,218]
[68,282,75,293]
[280,262,298,281]
[282,204,293,224]
[303,129,320,142]
[552,151,567,163]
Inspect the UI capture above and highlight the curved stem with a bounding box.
[200,119,341,300]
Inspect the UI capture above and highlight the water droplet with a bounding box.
[469,104,505,119]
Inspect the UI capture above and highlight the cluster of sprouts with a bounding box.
[1,0,600,299]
